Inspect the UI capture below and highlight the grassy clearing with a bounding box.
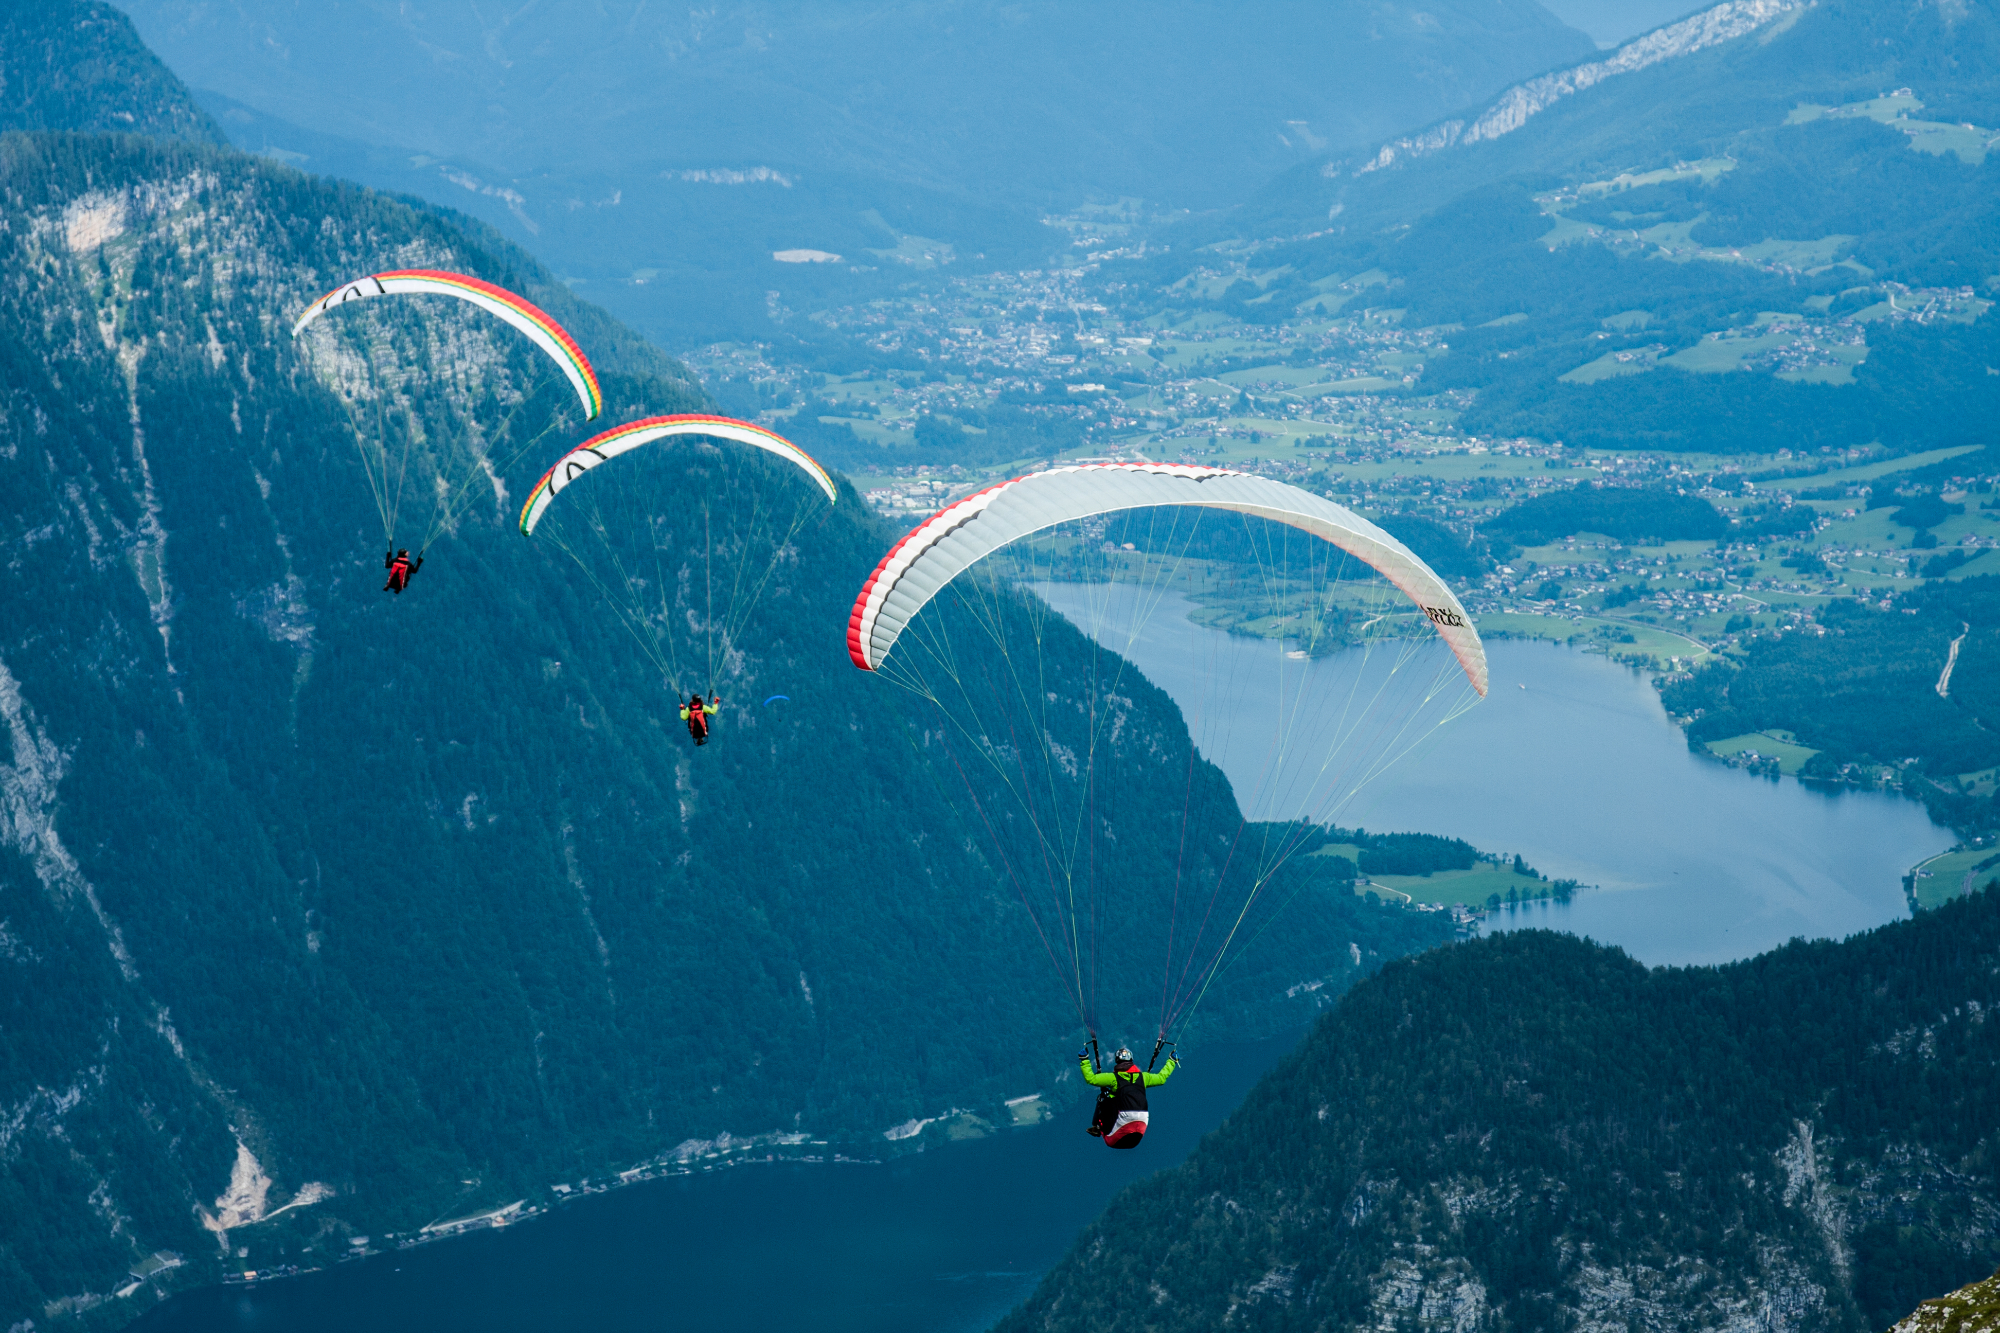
[1768,445,1980,492]
[1314,845,1557,909]
[1364,862,1551,907]
[1732,236,1855,268]
[863,225,956,269]
[1661,326,1798,373]
[1910,846,2000,910]
[943,1112,995,1140]
[1302,376,1399,396]
[1561,347,1662,384]
[1215,364,1330,387]
[1473,611,1712,664]
[1005,1095,1052,1126]
[1706,729,1820,775]
[1957,767,2000,799]
[1788,93,1993,165]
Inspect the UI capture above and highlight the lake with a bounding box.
[134,591,1949,1332]
[1037,583,1949,967]
[131,1029,1302,1333]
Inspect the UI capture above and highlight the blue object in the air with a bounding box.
[764,695,790,706]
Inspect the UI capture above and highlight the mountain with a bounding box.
[0,0,220,143]
[0,9,1459,1325]
[112,0,1599,344]
[1893,1266,2000,1333]
[118,0,1595,210]
[998,888,2000,1333]
[1537,0,1716,48]
[1099,0,2000,457]
[1661,573,2000,835]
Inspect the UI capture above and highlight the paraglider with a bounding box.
[383,548,423,594]
[681,693,721,746]
[518,415,836,533]
[520,414,835,714]
[848,461,1487,1069]
[1081,1043,1179,1149]
[849,462,1485,693]
[293,270,602,421]
[291,269,603,577]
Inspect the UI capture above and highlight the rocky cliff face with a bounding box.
[1348,0,1809,177]
[997,893,2000,1333]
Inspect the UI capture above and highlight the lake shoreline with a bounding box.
[1033,584,1948,967]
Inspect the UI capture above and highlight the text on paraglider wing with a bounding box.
[1423,606,1466,628]
[329,276,385,308]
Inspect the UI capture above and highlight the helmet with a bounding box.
[1114,1047,1133,1063]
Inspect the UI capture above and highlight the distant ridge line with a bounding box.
[1335,0,1808,178]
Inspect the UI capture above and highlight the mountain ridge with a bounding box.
[1083,0,2000,462]
[0,0,221,145]
[114,0,1603,344]
[998,889,2000,1333]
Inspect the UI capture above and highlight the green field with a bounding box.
[1311,844,1559,908]
[1661,324,1799,374]
[1362,862,1553,907]
[1768,445,1981,492]
[1472,611,1713,665]
[1910,846,2000,910]
[1215,364,1336,387]
[1788,92,1995,165]
[1560,347,1662,384]
[1706,729,1820,775]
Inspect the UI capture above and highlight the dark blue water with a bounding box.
[132,1030,1296,1333]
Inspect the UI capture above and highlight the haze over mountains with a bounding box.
[1089,0,2000,460]
[114,0,1600,342]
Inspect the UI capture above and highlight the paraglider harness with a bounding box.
[680,693,718,746]
[383,547,424,594]
[1085,1037,1174,1144]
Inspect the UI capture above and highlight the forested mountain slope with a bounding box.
[0,0,220,144]
[0,26,1457,1327]
[1109,0,2000,456]
[1000,888,2000,1333]
[1663,574,2000,832]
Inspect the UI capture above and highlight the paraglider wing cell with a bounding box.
[517,414,837,534]
[292,269,602,420]
[846,463,1487,696]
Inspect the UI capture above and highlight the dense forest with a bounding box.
[998,889,2000,1333]
[1662,576,2000,828]
[1333,829,1480,877]
[1483,483,1728,547]
[0,0,223,144]
[0,10,1457,1323]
